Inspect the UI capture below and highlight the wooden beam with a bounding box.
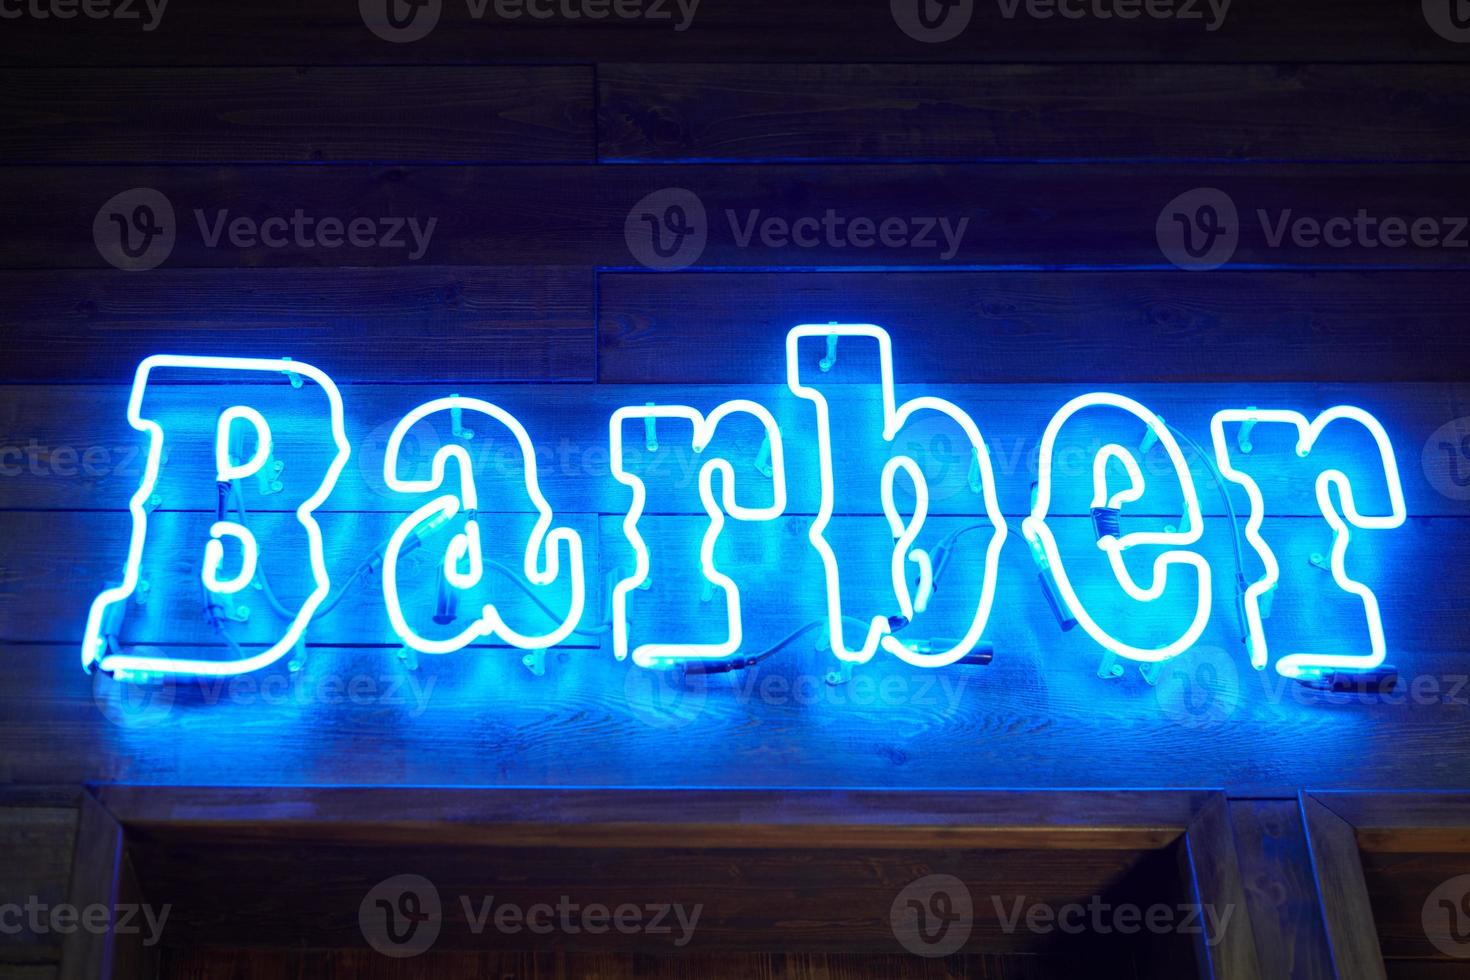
[1302,795,1388,980]
[1179,796,1261,979]
[97,786,1204,850]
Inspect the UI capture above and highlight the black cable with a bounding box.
[682,615,887,675]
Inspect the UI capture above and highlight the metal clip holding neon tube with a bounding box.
[81,355,350,680]
[1022,393,1211,666]
[1210,407,1406,679]
[609,401,787,669]
[786,324,1008,669]
[382,396,586,657]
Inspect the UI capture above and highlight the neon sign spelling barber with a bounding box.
[82,326,1407,685]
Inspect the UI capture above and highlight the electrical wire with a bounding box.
[682,615,877,674]
[1162,421,1251,645]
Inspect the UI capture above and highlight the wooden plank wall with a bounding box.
[0,0,1466,794]
[0,4,1468,972]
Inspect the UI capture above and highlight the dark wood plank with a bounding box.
[0,67,593,163]
[10,165,1470,270]
[128,840,1154,955]
[598,271,1470,384]
[57,793,119,975]
[98,787,1189,958]
[1313,794,1470,854]
[1179,796,1260,979]
[97,786,1202,849]
[1358,850,1470,962]
[1,0,1466,66]
[0,267,595,383]
[156,949,1112,978]
[0,807,77,964]
[1228,799,1338,979]
[600,65,1470,163]
[1302,796,1388,980]
[1385,965,1470,980]
[1,382,1461,518]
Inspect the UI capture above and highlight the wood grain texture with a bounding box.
[1302,796,1388,980]
[100,787,1193,958]
[57,795,121,980]
[1,0,1466,66]
[10,165,1470,269]
[1311,795,1470,964]
[127,841,1153,955]
[0,808,77,962]
[597,271,1470,384]
[0,382,1460,518]
[1384,965,1470,980]
[0,267,595,383]
[599,65,1470,163]
[0,67,594,163]
[96,786,1204,849]
[1314,795,1470,854]
[1228,799,1338,979]
[1179,796,1260,979]
[156,948,1116,979]
[1358,851,1470,962]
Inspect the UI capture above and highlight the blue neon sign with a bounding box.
[83,329,1410,685]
